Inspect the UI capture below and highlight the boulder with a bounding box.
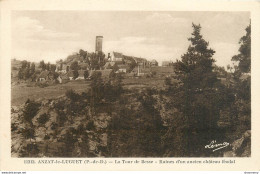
[223,130,251,157]
[11,106,19,113]
[99,133,107,147]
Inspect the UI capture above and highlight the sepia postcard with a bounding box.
[0,0,260,171]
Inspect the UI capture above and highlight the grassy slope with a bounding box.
[11,81,91,106]
[11,77,166,106]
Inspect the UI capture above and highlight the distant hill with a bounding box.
[11,59,22,69]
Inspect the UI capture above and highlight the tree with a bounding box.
[65,89,80,102]
[53,72,60,80]
[79,49,87,59]
[129,59,137,72]
[27,62,31,69]
[229,23,251,132]
[84,71,89,79]
[167,23,225,156]
[88,72,104,115]
[70,61,79,71]
[46,62,51,71]
[108,89,163,157]
[104,74,123,102]
[30,63,35,75]
[37,113,49,126]
[50,64,56,72]
[88,52,106,70]
[21,60,28,69]
[23,99,41,124]
[90,72,103,102]
[24,68,30,80]
[39,60,46,71]
[232,23,251,74]
[18,69,22,80]
[136,90,164,156]
[90,54,99,70]
[60,130,77,157]
[112,74,123,98]
[231,23,251,105]
[31,73,37,82]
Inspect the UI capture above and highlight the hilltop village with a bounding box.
[12,36,176,85]
[11,23,251,158]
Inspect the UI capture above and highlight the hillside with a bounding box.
[11,79,250,157]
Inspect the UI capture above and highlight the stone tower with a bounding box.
[95,36,103,54]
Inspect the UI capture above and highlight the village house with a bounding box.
[76,70,87,80]
[103,62,117,70]
[56,60,69,74]
[117,64,130,73]
[124,71,136,78]
[79,63,90,70]
[67,71,75,80]
[162,61,174,67]
[131,66,146,76]
[131,67,138,76]
[110,52,124,62]
[124,57,134,65]
[123,55,135,65]
[88,69,113,80]
[133,57,149,68]
[150,59,159,66]
[37,70,56,82]
[57,74,70,84]
[56,65,68,74]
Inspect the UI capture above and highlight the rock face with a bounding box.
[224,130,251,157]
[11,95,112,157]
[11,90,251,158]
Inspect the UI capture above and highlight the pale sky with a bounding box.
[12,11,250,67]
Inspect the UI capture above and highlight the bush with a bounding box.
[151,71,157,77]
[11,123,17,131]
[23,99,41,123]
[36,82,49,88]
[23,143,39,157]
[65,89,80,101]
[38,113,50,126]
[44,134,50,140]
[86,120,95,130]
[51,122,58,130]
[21,127,35,139]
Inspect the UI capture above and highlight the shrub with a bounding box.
[23,99,41,123]
[38,113,50,126]
[151,71,157,77]
[86,120,95,130]
[21,127,35,139]
[11,123,17,131]
[65,89,80,101]
[44,134,50,140]
[36,82,49,88]
[21,143,39,157]
[50,122,58,130]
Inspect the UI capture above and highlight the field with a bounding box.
[11,77,166,106]
[11,80,91,106]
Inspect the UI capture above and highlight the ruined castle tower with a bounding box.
[95,36,103,54]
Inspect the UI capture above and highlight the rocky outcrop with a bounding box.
[224,130,251,157]
[11,96,112,157]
